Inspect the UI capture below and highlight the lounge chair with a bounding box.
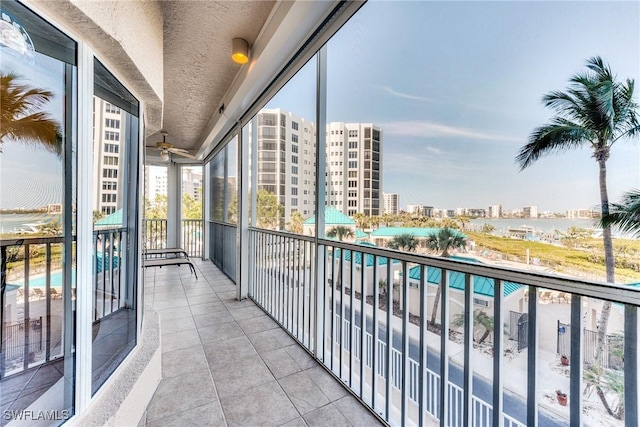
[31,288,45,300]
[539,290,552,303]
[144,248,190,260]
[143,257,198,278]
[50,288,62,299]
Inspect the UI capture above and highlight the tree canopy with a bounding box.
[1,73,62,156]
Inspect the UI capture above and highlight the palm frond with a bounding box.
[517,122,593,170]
[601,189,640,236]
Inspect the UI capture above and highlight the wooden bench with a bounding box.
[143,257,198,279]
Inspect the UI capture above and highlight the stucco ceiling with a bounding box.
[148,0,276,156]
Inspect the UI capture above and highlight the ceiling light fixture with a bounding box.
[160,150,170,162]
[231,38,249,64]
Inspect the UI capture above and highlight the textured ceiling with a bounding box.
[150,0,276,154]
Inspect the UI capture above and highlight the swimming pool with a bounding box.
[12,270,76,288]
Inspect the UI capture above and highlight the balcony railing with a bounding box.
[143,219,203,258]
[209,221,238,282]
[0,228,126,378]
[248,228,640,427]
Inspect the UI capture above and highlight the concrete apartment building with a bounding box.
[327,122,382,217]
[523,205,539,218]
[92,98,125,215]
[255,109,382,222]
[383,192,399,215]
[255,108,317,222]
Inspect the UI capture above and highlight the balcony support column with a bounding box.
[166,163,181,249]
[313,46,328,359]
[237,126,249,300]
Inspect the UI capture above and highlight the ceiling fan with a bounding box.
[147,131,196,161]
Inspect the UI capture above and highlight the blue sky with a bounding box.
[271,0,640,213]
[2,1,639,215]
[0,51,66,210]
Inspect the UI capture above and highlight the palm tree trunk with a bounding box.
[595,157,614,367]
[430,283,441,327]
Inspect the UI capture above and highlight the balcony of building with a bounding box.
[1,0,639,426]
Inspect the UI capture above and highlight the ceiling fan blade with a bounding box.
[168,148,197,159]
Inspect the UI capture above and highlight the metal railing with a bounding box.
[143,219,203,257]
[209,221,238,282]
[1,230,128,377]
[248,227,640,427]
[1,236,67,377]
[93,228,126,321]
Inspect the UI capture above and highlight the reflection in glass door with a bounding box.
[91,60,139,395]
[0,0,77,421]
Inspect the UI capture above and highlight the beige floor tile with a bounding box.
[219,381,298,427]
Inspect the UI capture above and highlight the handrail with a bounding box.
[250,226,640,304]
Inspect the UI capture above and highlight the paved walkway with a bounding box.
[139,259,383,427]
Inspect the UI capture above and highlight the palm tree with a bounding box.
[327,226,354,289]
[326,226,354,242]
[426,228,468,326]
[515,57,640,375]
[1,72,62,155]
[387,233,418,252]
[287,211,304,234]
[452,310,494,345]
[602,189,640,237]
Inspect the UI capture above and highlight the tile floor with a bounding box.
[139,260,383,427]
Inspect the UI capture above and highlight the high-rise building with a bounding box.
[183,167,203,201]
[256,108,316,223]
[489,204,502,218]
[93,98,125,215]
[383,193,399,215]
[523,205,538,218]
[406,204,433,217]
[327,122,382,217]
[255,109,382,223]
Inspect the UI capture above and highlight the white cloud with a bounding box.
[380,86,431,102]
[380,120,523,143]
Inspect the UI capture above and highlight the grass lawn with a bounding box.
[467,232,640,284]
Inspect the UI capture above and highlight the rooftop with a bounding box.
[303,207,356,226]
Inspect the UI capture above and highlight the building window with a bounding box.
[292,166,298,174]
[103,168,118,178]
[348,161,357,169]
[292,134,298,143]
[103,156,118,166]
[291,144,298,153]
[104,143,119,153]
[105,130,119,141]
[105,103,121,114]
[292,121,299,130]
[105,118,120,128]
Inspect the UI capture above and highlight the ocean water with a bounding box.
[469,218,596,233]
[0,213,64,234]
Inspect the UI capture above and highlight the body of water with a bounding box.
[0,213,63,234]
[468,218,598,234]
[8,270,76,288]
